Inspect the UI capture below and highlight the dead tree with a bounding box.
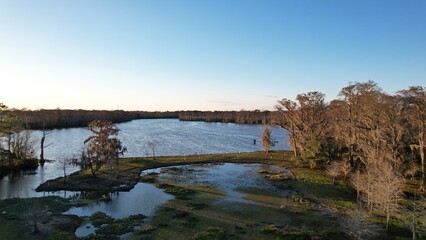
[261,127,272,157]
[39,125,53,164]
[147,141,157,160]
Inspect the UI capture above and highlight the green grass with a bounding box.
[0,219,30,240]
[130,161,349,240]
[0,196,72,219]
[2,150,424,239]
[291,167,357,210]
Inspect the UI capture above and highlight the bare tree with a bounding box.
[0,113,22,162]
[10,130,36,160]
[404,194,426,240]
[24,200,50,234]
[147,141,157,160]
[354,160,404,231]
[350,169,365,202]
[341,160,352,179]
[39,124,53,164]
[261,127,272,156]
[372,160,404,231]
[327,161,342,185]
[341,209,381,240]
[57,155,75,183]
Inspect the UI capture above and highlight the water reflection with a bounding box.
[65,183,174,219]
[0,164,80,199]
[75,223,96,238]
[71,163,289,237]
[145,163,291,203]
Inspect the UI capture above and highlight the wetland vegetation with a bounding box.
[0,150,423,239]
[0,81,425,239]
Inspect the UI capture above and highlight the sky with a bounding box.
[0,0,425,111]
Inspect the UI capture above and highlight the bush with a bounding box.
[90,212,113,227]
[192,227,226,240]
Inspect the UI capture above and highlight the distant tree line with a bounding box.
[178,110,282,125]
[9,109,178,129]
[4,109,285,129]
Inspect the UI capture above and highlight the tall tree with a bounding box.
[397,86,426,190]
[39,123,53,164]
[0,113,22,154]
[147,141,157,160]
[261,127,272,156]
[276,98,300,157]
[326,161,342,185]
[276,91,328,160]
[370,160,404,231]
[83,120,125,177]
[332,81,382,166]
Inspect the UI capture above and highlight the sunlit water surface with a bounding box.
[0,119,288,199]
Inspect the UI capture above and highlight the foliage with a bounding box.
[276,91,328,158]
[0,197,71,219]
[156,183,195,199]
[81,120,126,177]
[0,104,38,174]
[90,211,114,227]
[192,227,226,240]
[341,209,382,240]
[261,224,312,240]
[9,109,178,129]
[351,160,405,231]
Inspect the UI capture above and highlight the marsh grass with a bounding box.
[3,151,424,239]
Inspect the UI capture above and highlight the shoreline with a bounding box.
[36,151,293,193]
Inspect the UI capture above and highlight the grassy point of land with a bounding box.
[36,151,294,192]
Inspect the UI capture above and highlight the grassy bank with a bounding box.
[134,167,348,240]
[36,151,294,192]
[0,196,82,240]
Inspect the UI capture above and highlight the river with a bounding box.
[0,119,288,199]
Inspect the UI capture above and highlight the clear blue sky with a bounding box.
[0,0,425,111]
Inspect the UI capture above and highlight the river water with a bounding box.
[0,119,288,199]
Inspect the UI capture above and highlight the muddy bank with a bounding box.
[35,167,142,192]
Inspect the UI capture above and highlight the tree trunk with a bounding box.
[90,165,96,177]
[291,124,298,157]
[420,134,425,190]
[40,133,45,164]
[33,218,39,234]
[7,133,12,165]
[386,206,390,232]
[412,215,416,240]
[63,165,66,183]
